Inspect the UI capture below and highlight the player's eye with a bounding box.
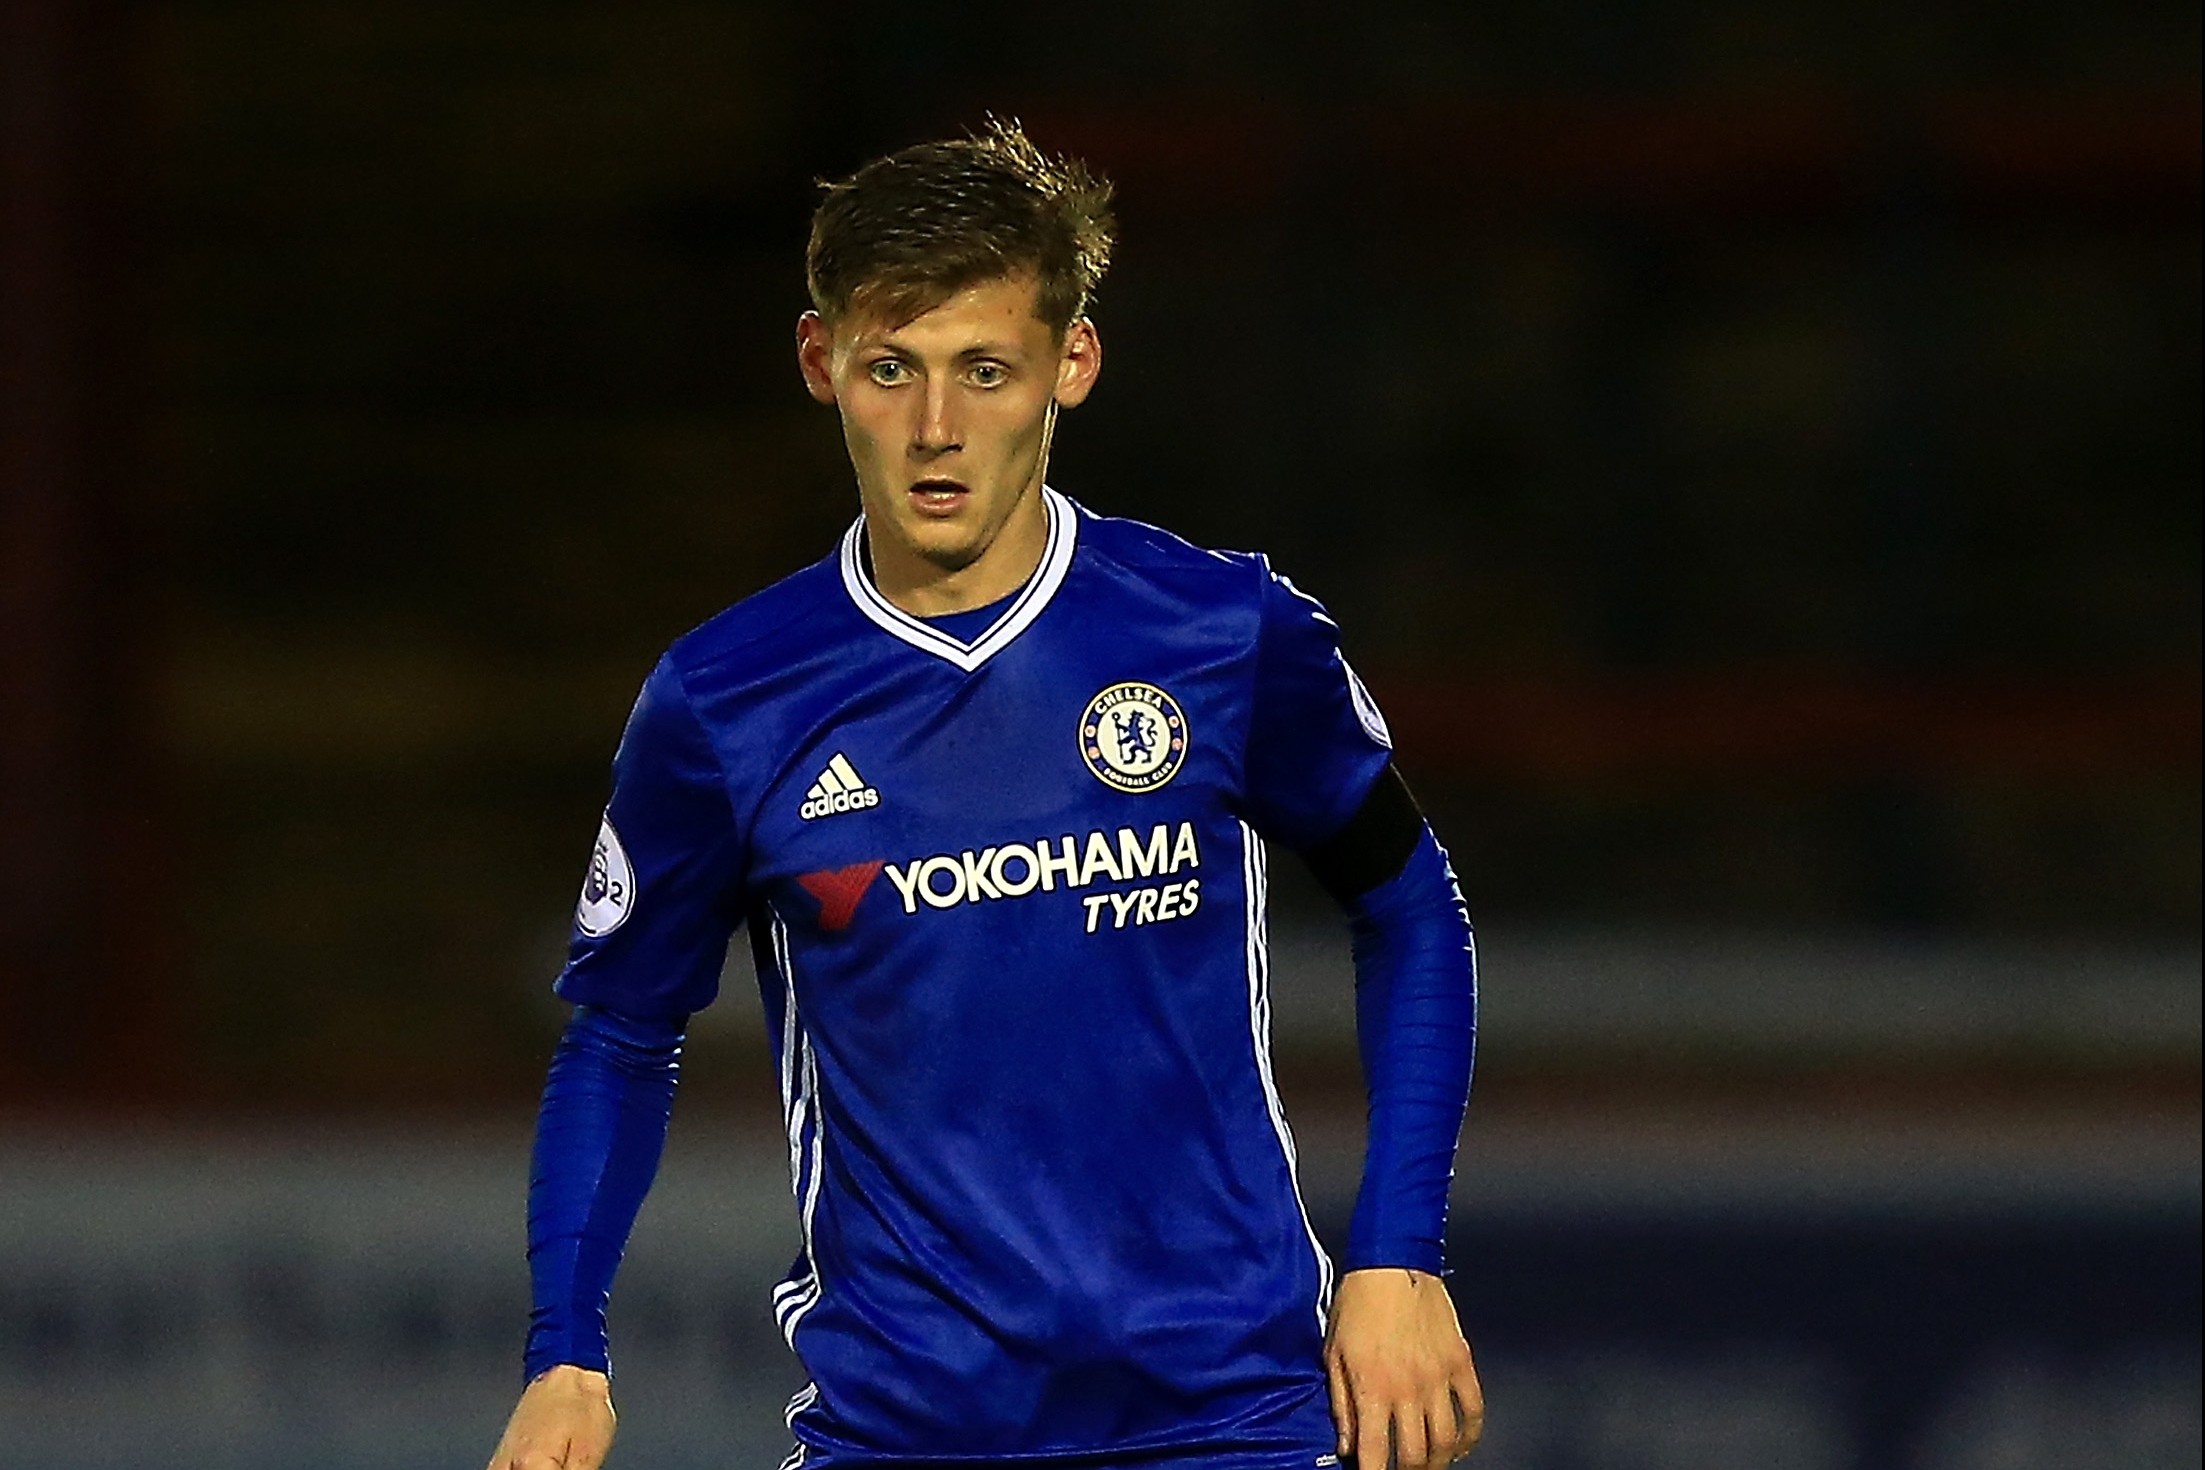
[866,359,910,386]
[966,361,1009,388]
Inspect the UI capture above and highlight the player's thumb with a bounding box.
[509,1439,581,1470]
[563,1428,615,1470]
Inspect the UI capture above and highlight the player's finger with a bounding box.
[1356,1400,1394,1470]
[1326,1351,1356,1457]
[1428,1384,1471,1460]
[1449,1376,1485,1454]
[1394,1404,1431,1470]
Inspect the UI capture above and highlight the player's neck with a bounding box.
[866,484,1051,618]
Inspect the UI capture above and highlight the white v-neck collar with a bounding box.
[838,485,1079,673]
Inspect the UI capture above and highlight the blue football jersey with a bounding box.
[557,488,1395,1465]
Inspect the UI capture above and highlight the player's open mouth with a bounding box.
[907,479,971,516]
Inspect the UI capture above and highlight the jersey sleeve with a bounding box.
[1241,559,1397,851]
[552,654,744,1020]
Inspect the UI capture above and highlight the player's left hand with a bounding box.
[1324,1266,1484,1468]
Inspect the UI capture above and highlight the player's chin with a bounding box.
[900,505,992,557]
[869,499,967,555]
[910,529,988,573]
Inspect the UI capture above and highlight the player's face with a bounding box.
[797,274,1100,606]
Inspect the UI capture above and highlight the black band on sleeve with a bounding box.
[1303,763,1427,905]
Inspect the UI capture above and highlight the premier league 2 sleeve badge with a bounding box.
[575,814,637,937]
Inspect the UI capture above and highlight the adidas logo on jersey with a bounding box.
[800,753,881,821]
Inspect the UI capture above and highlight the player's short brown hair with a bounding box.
[805,118,1115,338]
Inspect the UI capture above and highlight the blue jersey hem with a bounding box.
[785,1446,1336,1470]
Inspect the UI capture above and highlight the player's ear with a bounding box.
[796,311,839,404]
[1053,316,1101,409]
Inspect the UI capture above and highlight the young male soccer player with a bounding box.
[487,121,1482,1470]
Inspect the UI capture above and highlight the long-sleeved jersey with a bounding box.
[555,488,1425,1466]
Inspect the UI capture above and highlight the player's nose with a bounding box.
[911,380,961,456]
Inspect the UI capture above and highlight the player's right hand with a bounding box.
[486,1363,616,1470]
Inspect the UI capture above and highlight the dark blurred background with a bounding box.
[2,4,2197,1468]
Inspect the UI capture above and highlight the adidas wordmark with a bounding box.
[800,753,881,821]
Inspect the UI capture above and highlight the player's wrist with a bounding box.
[523,1342,611,1383]
[1340,1240,1447,1277]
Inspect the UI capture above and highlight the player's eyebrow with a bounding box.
[860,339,1025,368]
[853,333,1020,360]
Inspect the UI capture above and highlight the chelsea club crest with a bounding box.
[1080,682,1188,792]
